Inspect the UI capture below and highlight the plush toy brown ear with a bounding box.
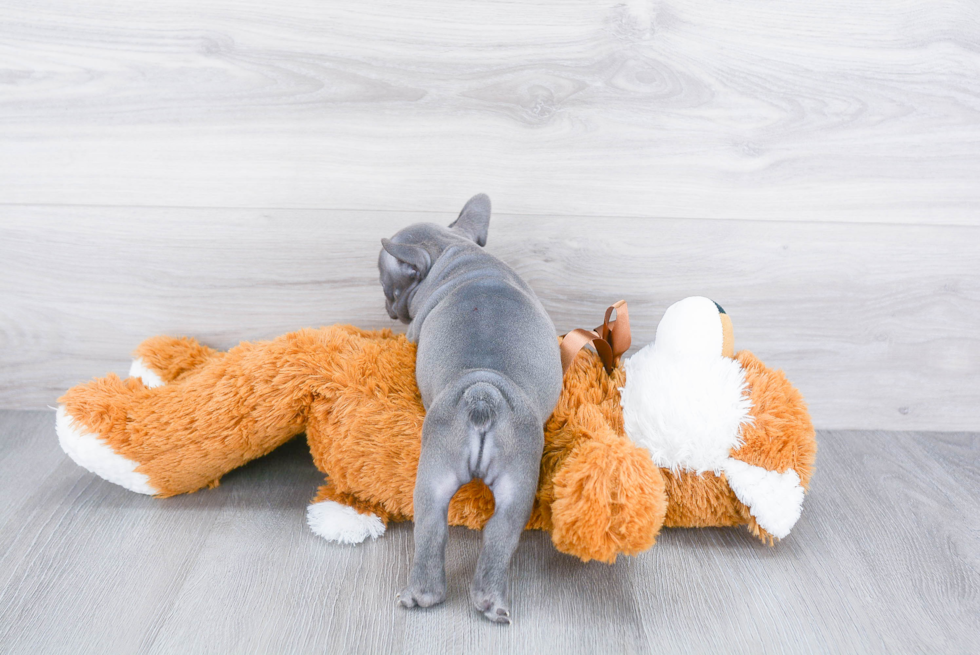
[548,405,667,564]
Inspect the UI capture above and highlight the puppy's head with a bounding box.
[379,193,491,323]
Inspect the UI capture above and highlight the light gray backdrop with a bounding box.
[1,0,978,430]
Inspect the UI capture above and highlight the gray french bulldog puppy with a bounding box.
[378,194,562,624]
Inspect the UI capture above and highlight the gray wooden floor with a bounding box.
[1,411,977,654]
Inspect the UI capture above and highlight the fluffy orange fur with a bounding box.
[59,325,814,561]
[61,326,665,563]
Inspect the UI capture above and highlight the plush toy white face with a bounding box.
[654,296,728,359]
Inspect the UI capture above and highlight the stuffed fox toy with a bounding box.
[57,297,815,563]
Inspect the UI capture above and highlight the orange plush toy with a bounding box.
[57,297,815,563]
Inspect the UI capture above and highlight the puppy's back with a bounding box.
[414,250,561,421]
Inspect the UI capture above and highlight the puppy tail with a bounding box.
[463,382,503,435]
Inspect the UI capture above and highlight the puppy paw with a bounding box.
[470,586,512,624]
[396,583,446,609]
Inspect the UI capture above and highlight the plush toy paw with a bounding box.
[306,500,386,544]
[55,405,157,495]
[60,337,222,492]
[549,405,667,563]
[128,358,166,388]
[720,459,804,539]
[130,335,220,387]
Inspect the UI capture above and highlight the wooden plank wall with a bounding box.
[1,0,978,429]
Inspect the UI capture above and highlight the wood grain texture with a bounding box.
[0,411,977,653]
[1,0,979,222]
[2,206,977,430]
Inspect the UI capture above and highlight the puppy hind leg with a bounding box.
[398,413,467,610]
[470,423,542,624]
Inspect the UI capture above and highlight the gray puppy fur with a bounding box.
[378,194,562,624]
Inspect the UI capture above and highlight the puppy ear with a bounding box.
[449,193,490,246]
[381,238,431,277]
